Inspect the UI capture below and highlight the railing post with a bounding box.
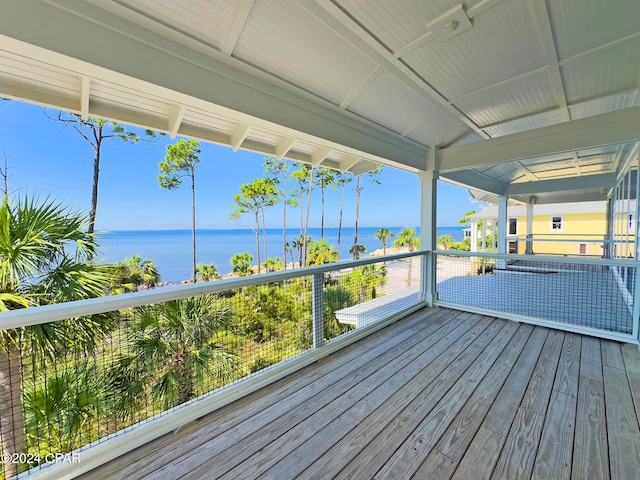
[312,273,324,348]
[421,251,436,306]
[633,265,640,350]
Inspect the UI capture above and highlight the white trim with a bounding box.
[434,301,637,345]
[439,106,640,172]
[0,251,427,331]
[550,215,563,231]
[433,250,640,267]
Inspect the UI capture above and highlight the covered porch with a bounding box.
[1,0,640,478]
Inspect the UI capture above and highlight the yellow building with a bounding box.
[469,201,619,256]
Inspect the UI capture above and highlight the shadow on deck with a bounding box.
[81,308,640,479]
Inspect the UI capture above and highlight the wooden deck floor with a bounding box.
[83,308,640,480]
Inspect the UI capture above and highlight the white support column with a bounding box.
[420,148,438,306]
[604,197,613,259]
[470,218,478,252]
[481,221,487,250]
[634,158,640,346]
[497,195,508,268]
[525,198,534,255]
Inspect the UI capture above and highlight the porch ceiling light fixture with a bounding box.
[428,4,472,42]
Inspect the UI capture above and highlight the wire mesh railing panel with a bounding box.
[1,283,314,478]
[435,253,635,335]
[325,257,423,341]
[0,252,427,478]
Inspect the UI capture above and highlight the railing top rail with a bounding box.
[0,250,428,331]
[435,250,640,267]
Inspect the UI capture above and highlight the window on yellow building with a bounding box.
[551,216,562,230]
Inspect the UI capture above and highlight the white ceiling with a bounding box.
[0,0,639,202]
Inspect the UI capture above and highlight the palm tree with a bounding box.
[262,258,284,273]
[349,244,367,259]
[196,263,220,282]
[374,228,395,255]
[0,195,112,478]
[230,253,253,276]
[323,286,355,339]
[24,363,103,455]
[107,295,240,414]
[307,239,338,266]
[291,236,308,268]
[359,264,387,300]
[393,227,421,287]
[111,255,161,293]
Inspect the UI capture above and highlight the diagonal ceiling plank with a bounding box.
[311,147,332,166]
[274,137,295,159]
[340,65,382,110]
[448,66,549,105]
[349,160,380,176]
[80,76,90,119]
[300,0,490,141]
[230,123,250,151]
[168,104,185,138]
[573,152,582,176]
[516,160,540,181]
[220,0,256,56]
[338,155,360,172]
[559,31,640,66]
[527,0,570,122]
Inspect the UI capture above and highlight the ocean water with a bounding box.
[98,226,465,282]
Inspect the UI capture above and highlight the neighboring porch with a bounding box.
[81,307,640,480]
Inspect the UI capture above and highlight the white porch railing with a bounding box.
[433,250,640,344]
[0,251,428,480]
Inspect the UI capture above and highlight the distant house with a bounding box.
[468,201,622,256]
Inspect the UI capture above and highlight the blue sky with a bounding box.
[0,99,482,230]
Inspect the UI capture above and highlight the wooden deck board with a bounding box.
[621,342,640,429]
[81,307,640,480]
[531,333,581,480]
[601,341,640,480]
[572,337,608,480]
